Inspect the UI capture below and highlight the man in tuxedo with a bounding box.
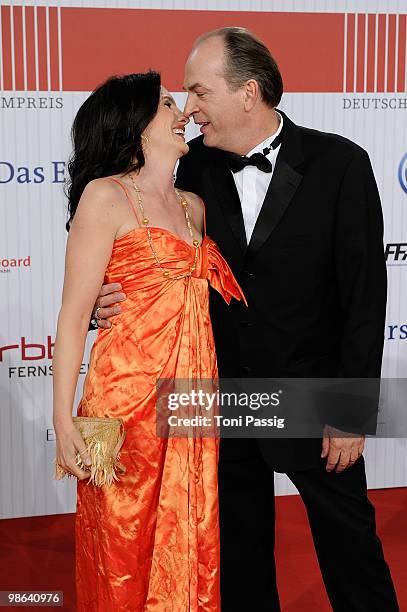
[94,28,399,611]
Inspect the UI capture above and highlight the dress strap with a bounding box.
[201,197,207,237]
[105,176,142,228]
[193,194,206,237]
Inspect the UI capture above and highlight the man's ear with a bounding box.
[243,79,260,111]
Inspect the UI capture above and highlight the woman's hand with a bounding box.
[54,420,93,480]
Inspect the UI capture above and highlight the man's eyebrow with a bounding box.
[183,83,208,91]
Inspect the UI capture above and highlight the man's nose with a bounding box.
[183,94,198,118]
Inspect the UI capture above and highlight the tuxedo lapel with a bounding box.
[246,112,304,260]
[206,152,247,253]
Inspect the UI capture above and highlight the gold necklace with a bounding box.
[129,174,200,278]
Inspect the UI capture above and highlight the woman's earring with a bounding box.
[141,134,149,144]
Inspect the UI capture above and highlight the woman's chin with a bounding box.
[178,142,189,157]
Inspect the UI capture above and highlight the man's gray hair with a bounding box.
[194,27,283,108]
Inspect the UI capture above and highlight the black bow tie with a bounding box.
[226,129,283,174]
[227,152,273,174]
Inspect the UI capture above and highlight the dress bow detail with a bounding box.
[204,238,247,306]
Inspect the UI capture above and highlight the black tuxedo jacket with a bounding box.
[176,111,387,472]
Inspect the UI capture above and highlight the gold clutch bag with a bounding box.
[54,416,126,487]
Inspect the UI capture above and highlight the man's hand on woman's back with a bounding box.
[92,282,126,329]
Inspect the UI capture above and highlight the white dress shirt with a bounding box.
[232,112,283,243]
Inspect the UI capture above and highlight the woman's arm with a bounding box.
[53,179,120,478]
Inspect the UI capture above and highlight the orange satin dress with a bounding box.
[75,184,245,612]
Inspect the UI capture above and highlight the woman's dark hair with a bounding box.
[66,71,161,230]
[194,27,283,108]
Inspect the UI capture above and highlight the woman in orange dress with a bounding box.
[52,71,245,611]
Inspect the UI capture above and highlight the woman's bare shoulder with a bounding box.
[178,189,204,211]
[83,176,126,200]
[73,177,130,231]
